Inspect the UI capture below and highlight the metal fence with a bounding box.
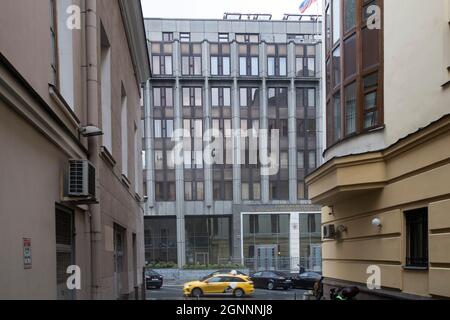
[219,257,322,274]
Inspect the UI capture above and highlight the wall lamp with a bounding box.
[79,125,103,138]
[372,218,382,229]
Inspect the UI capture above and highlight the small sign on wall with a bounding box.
[23,238,32,269]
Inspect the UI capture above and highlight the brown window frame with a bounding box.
[325,0,384,148]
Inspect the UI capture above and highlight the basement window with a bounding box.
[405,208,429,269]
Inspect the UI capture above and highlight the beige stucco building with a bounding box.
[0,0,150,299]
[306,0,450,299]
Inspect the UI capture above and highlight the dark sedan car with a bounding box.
[145,269,163,289]
[200,269,248,281]
[250,271,292,290]
[291,272,322,290]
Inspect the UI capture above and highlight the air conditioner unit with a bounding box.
[66,159,96,199]
[323,224,336,239]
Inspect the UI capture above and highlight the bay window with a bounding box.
[326,0,383,147]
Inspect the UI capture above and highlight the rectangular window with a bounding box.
[296,45,316,77]
[363,72,379,129]
[211,87,231,108]
[121,89,128,177]
[218,33,229,42]
[344,0,356,33]
[297,151,305,169]
[405,208,429,268]
[210,43,230,76]
[333,92,341,142]
[345,82,357,135]
[236,33,260,43]
[267,45,287,77]
[181,43,202,76]
[332,0,341,44]
[163,32,173,42]
[184,181,204,201]
[50,0,58,87]
[151,42,173,76]
[333,46,341,87]
[239,44,259,76]
[183,87,203,107]
[100,24,112,152]
[180,32,191,42]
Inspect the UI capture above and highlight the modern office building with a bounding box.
[306,0,450,299]
[143,14,324,272]
[0,0,150,299]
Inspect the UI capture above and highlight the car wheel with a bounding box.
[234,288,245,298]
[191,288,203,298]
[267,282,275,290]
[283,286,289,291]
[156,286,162,290]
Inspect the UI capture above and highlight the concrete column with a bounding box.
[260,87,269,203]
[232,210,243,263]
[174,73,186,267]
[289,213,300,272]
[288,78,297,203]
[204,40,213,208]
[232,78,241,203]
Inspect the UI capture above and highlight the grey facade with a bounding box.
[143,17,323,272]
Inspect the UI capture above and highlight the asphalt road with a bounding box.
[146,285,308,301]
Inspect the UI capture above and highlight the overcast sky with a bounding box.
[141,0,321,20]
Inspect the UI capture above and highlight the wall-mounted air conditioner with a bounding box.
[65,159,96,200]
[323,224,336,239]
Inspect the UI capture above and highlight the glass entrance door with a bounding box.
[256,245,277,271]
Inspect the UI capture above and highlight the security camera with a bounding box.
[79,125,103,137]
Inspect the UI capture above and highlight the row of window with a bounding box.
[161,32,320,44]
[153,149,316,170]
[151,42,317,77]
[152,87,316,110]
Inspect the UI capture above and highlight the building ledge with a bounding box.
[305,152,386,205]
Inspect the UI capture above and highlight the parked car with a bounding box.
[200,269,249,281]
[183,274,254,298]
[250,271,293,290]
[291,272,322,290]
[145,269,163,289]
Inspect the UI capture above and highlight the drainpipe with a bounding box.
[85,0,102,300]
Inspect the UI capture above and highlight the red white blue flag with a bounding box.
[299,0,317,13]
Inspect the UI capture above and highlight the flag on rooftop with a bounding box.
[299,0,317,14]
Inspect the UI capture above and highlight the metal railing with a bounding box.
[219,257,322,274]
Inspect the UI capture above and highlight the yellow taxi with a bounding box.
[183,274,255,298]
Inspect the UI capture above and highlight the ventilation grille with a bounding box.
[67,160,96,198]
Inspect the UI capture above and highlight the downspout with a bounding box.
[85,0,102,300]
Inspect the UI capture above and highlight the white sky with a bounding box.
[141,0,321,20]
